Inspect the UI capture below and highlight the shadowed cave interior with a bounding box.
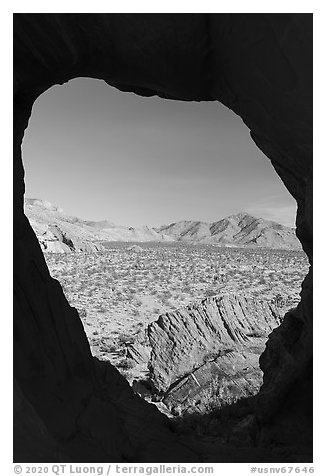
[13,13,312,463]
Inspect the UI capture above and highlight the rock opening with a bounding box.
[14,13,312,462]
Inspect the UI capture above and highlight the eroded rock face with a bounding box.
[149,294,281,392]
[25,198,174,251]
[146,294,281,414]
[14,14,312,461]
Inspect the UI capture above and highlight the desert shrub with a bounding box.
[118,334,135,345]
[78,308,87,319]
[271,294,285,307]
[119,369,133,381]
[182,285,192,293]
[116,358,136,370]
[161,298,171,307]
[204,289,216,298]
[99,341,118,353]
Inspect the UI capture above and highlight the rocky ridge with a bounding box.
[157,213,301,250]
[25,199,301,252]
[129,293,282,416]
[24,198,173,253]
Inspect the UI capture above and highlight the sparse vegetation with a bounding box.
[44,241,309,377]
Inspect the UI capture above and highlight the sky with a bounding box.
[22,77,297,227]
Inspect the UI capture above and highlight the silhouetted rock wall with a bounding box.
[13,13,312,461]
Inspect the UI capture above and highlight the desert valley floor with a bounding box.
[44,242,309,419]
[46,243,308,340]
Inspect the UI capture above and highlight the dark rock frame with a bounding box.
[13,13,312,462]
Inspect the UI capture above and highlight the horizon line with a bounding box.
[24,197,296,229]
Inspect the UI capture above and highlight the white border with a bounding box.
[3,4,323,474]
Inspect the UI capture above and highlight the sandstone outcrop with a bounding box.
[25,198,174,252]
[25,198,105,252]
[14,14,312,462]
[145,294,281,414]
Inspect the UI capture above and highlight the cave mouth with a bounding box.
[21,77,308,424]
[14,13,312,463]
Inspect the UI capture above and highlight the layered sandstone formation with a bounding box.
[148,294,281,392]
[25,198,173,252]
[145,294,281,414]
[14,14,312,462]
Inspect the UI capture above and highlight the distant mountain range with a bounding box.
[156,212,300,249]
[24,198,301,253]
